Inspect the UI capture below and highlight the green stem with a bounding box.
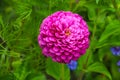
[61,64,64,80]
[84,48,91,67]
[78,71,85,80]
[92,18,97,39]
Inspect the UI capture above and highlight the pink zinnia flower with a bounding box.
[38,11,90,63]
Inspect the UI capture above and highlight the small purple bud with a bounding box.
[67,60,77,70]
[117,60,120,66]
[110,47,120,56]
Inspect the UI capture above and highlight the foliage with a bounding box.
[0,0,120,80]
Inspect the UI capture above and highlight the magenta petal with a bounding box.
[64,59,70,63]
[73,57,78,61]
[43,37,49,42]
[68,55,73,60]
[61,55,66,60]
[49,49,55,53]
[56,57,61,62]
[80,50,86,55]
[53,47,59,52]
[55,53,61,56]
[64,52,69,55]
[39,40,46,46]
[49,37,56,42]
[74,53,80,57]
[43,47,48,53]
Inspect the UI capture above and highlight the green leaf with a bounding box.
[72,0,86,12]
[46,58,70,80]
[85,2,97,20]
[87,62,112,80]
[12,60,22,68]
[95,75,109,80]
[9,51,20,57]
[98,20,120,43]
[96,0,100,4]
[111,62,120,80]
[0,15,4,28]
[96,20,120,48]
[31,74,46,80]
[87,7,96,20]
[98,48,107,62]
[13,67,31,80]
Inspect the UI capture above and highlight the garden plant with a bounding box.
[0,0,120,80]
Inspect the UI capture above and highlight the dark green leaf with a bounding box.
[87,62,112,80]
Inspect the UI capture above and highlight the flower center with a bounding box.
[65,28,71,36]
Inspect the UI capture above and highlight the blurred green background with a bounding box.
[0,0,120,80]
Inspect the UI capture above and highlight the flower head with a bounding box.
[67,60,77,70]
[110,47,120,56]
[38,11,90,63]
